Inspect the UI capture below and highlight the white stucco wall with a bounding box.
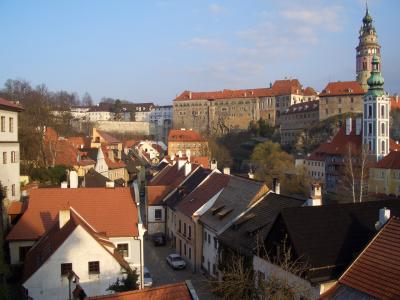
[9,240,36,264]
[0,142,20,201]
[147,205,165,235]
[202,227,218,277]
[24,226,126,300]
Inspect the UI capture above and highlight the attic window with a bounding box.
[61,263,72,277]
[217,208,233,219]
[211,205,225,215]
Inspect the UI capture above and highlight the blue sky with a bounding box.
[0,0,398,104]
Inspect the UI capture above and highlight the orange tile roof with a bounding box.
[319,81,365,97]
[6,187,139,241]
[375,150,400,169]
[88,282,192,300]
[176,172,230,217]
[338,217,400,299]
[123,139,137,149]
[0,97,24,111]
[97,130,121,144]
[303,86,318,96]
[23,208,131,282]
[391,96,400,110]
[271,79,302,95]
[7,201,26,215]
[191,156,209,168]
[168,129,206,142]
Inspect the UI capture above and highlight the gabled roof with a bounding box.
[174,88,274,101]
[337,217,400,300]
[265,200,400,283]
[23,208,131,283]
[6,187,139,241]
[176,172,230,217]
[0,97,24,112]
[97,130,121,144]
[7,201,27,215]
[83,168,111,187]
[168,129,206,142]
[199,176,268,233]
[271,79,302,95]
[375,150,400,169]
[87,282,192,300]
[319,81,365,97]
[218,192,305,255]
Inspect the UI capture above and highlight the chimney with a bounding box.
[355,117,362,135]
[272,178,280,194]
[106,181,115,188]
[178,159,186,170]
[248,170,254,179]
[306,183,322,206]
[184,162,192,176]
[189,92,192,99]
[346,117,352,135]
[210,159,218,170]
[375,207,390,230]
[61,181,68,188]
[185,149,191,161]
[69,171,78,189]
[223,167,230,175]
[59,209,71,228]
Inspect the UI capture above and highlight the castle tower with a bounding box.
[362,55,390,162]
[356,5,381,90]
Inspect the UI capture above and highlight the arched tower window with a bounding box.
[381,123,385,135]
[381,140,385,154]
[381,105,385,118]
[368,105,372,118]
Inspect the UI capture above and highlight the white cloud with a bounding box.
[208,3,225,14]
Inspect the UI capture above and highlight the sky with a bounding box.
[0,0,398,105]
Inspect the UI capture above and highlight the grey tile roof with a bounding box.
[199,176,268,233]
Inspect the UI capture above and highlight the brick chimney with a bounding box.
[59,209,71,228]
[272,178,280,194]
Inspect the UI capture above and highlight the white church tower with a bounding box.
[363,54,390,162]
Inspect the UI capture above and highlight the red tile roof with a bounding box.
[319,81,365,97]
[168,129,206,142]
[123,139,137,149]
[6,187,139,241]
[271,79,302,95]
[391,96,400,110]
[338,217,400,299]
[88,282,192,300]
[303,86,318,96]
[0,97,24,111]
[191,156,209,168]
[7,201,26,215]
[375,150,400,169]
[23,208,131,282]
[176,172,230,217]
[97,130,121,144]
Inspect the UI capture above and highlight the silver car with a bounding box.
[166,253,186,270]
[143,267,153,288]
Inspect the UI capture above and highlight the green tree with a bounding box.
[107,269,139,292]
[208,137,233,168]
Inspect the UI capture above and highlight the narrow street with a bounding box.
[143,238,220,300]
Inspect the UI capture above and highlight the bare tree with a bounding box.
[341,144,370,203]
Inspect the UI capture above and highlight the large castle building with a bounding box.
[356,6,381,90]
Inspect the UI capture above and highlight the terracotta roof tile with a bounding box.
[375,150,400,169]
[191,156,209,168]
[23,209,131,283]
[97,130,121,144]
[391,96,400,110]
[271,79,302,95]
[338,217,400,299]
[0,97,24,111]
[319,81,365,97]
[6,188,139,241]
[168,129,206,142]
[88,282,192,300]
[7,201,26,215]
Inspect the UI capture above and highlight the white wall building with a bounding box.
[0,98,23,203]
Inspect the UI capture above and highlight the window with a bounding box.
[381,140,385,154]
[1,116,5,132]
[19,246,32,262]
[117,243,129,257]
[184,243,186,256]
[214,237,218,250]
[11,184,15,197]
[338,98,341,104]
[189,247,191,259]
[154,209,162,220]
[184,223,186,236]
[208,234,210,244]
[213,264,217,275]
[368,123,372,136]
[188,226,191,239]
[11,151,16,163]
[61,263,72,276]
[2,152,6,164]
[88,261,100,274]
[381,123,385,135]
[9,117,13,132]
[368,105,372,118]
[204,231,207,241]
[351,97,354,103]
[179,220,181,233]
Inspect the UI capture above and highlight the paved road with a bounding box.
[143,238,220,300]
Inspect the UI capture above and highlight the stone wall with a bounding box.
[95,121,155,136]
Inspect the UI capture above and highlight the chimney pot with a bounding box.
[223,167,230,175]
[210,159,218,170]
[272,178,280,194]
[184,162,192,176]
[106,181,115,188]
[61,181,68,188]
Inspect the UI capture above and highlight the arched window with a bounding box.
[381,105,385,118]
[368,105,372,118]
[381,123,385,136]
[381,140,385,154]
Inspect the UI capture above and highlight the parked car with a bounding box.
[166,254,186,270]
[143,267,153,288]
[152,232,166,246]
